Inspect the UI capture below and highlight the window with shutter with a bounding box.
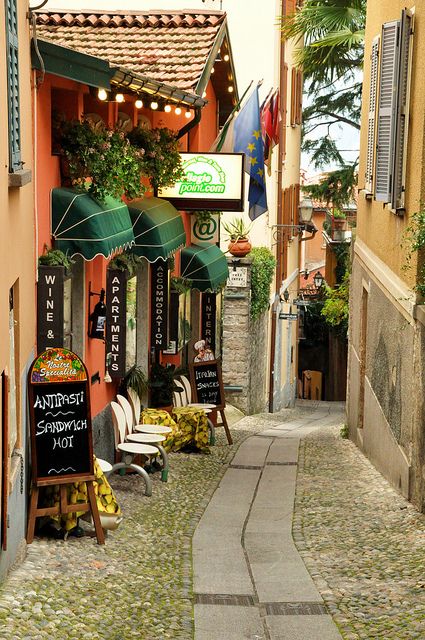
[282,64,288,160]
[290,67,297,126]
[375,21,398,202]
[297,71,303,124]
[365,36,380,193]
[391,9,413,211]
[286,0,296,15]
[5,0,21,172]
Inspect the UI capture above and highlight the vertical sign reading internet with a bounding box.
[28,348,94,483]
[189,359,225,410]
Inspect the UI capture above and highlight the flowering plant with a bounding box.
[57,118,146,202]
[128,126,184,193]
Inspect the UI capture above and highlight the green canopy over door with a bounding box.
[180,244,229,292]
[128,197,186,263]
[51,188,135,260]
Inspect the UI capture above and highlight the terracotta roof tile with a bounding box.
[36,10,225,91]
[35,12,224,94]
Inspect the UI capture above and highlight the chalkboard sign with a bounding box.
[28,348,94,485]
[189,359,225,410]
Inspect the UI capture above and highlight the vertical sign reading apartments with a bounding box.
[37,266,64,353]
[106,270,127,378]
[150,260,169,350]
[201,293,217,352]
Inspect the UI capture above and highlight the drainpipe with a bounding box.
[268,0,287,413]
[177,107,202,144]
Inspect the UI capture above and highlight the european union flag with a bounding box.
[233,87,268,220]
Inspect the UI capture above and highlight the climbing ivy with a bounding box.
[250,247,276,321]
[402,208,425,297]
[321,268,350,337]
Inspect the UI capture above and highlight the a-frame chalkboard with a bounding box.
[27,348,104,544]
[189,359,232,444]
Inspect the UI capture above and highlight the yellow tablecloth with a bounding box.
[141,407,210,453]
[39,456,121,532]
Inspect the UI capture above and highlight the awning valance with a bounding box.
[180,244,229,292]
[51,188,135,261]
[128,197,186,263]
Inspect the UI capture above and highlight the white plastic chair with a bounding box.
[109,401,158,496]
[173,380,186,407]
[127,387,141,425]
[117,394,170,482]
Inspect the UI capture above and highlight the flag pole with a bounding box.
[213,80,254,152]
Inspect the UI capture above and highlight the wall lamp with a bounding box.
[88,283,106,340]
[313,271,325,289]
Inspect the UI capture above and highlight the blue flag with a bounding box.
[233,87,268,220]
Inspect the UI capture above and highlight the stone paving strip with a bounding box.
[294,426,425,640]
[0,407,310,640]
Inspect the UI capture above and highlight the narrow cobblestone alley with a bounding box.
[1,402,424,639]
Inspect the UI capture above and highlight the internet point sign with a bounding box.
[159,152,244,212]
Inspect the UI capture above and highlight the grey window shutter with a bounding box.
[391,9,413,211]
[6,0,21,172]
[375,21,399,202]
[365,36,380,193]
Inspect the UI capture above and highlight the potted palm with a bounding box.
[222,217,253,257]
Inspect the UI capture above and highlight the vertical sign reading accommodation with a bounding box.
[37,266,64,353]
[27,348,104,544]
[150,260,169,350]
[106,269,127,378]
[201,293,217,352]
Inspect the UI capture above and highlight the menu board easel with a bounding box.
[189,359,232,444]
[27,348,104,544]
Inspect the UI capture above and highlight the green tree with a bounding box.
[281,0,366,205]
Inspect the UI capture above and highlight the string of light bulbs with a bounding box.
[96,88,192,117]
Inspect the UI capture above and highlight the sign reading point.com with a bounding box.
[159,152,244,212]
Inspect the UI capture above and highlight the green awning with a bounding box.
[181,244,229,292]
[128,197,186,263]
[52,188,135,261]
[31,39,113,90]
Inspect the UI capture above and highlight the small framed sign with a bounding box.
[159,153,245,212]
[227,267,248,288]
[189,359,225,410]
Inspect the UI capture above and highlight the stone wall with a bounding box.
[222,257,269,414]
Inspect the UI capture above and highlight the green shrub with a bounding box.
[250,247,276,321]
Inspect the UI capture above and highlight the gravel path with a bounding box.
[0,409,304,640]
[294,425,425,640]
[3,404,424,640]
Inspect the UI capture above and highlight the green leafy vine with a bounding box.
[250,247,276,321]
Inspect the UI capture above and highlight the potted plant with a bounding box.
[128,126,184,194]
[119,365,149,403]
[148,363,182,410]
[331,209,347,240]
[222,217,253,257]
[38,247,74,274]
[55,117,146,202]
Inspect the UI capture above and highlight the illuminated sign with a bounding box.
[159,153,244,212]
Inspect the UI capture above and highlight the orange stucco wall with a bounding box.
[36,74,219,415]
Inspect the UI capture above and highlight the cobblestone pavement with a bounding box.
[2,404,425,640]
[0,408,305,640]
[294,425,425,640]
